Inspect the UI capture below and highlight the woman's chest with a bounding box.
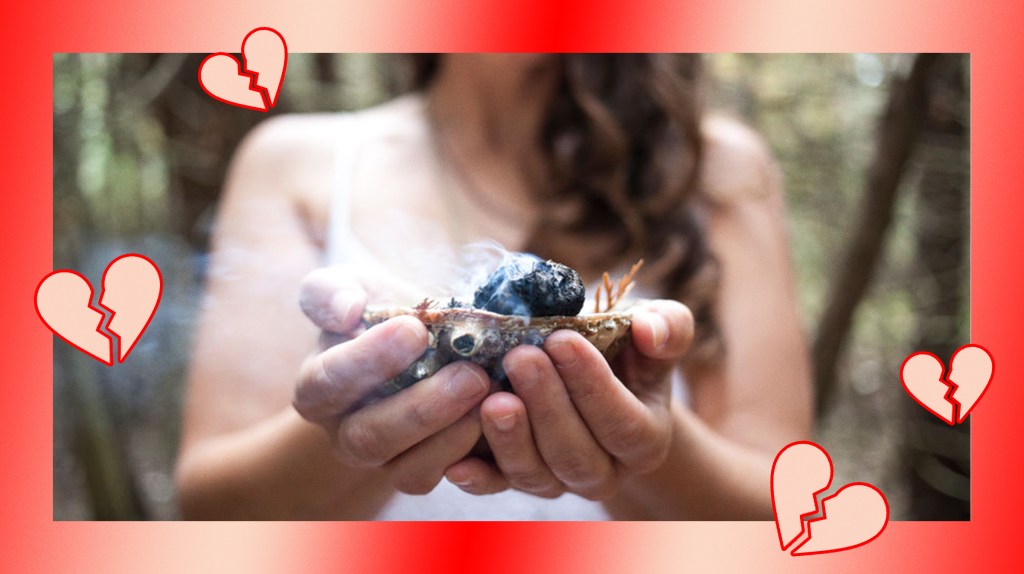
[344,141,540,278]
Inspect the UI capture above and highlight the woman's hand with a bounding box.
[445,300,694,501]
[292,267,491,495]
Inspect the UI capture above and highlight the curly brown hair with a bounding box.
[409,54,722,361]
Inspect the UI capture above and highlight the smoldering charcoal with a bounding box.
[360,253,636,399]
[472,255,586,317]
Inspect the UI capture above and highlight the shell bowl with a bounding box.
[361,305,635,395]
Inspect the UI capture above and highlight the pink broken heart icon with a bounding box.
[772,441,889,556]
[901,344,993,425]
[198,27,287,112]
[35,254,162,366]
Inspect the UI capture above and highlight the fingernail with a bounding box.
[447,366,487,400]
[506,357,541,388]
[330,289,364,328]
[546,339,578,369]
[493,412,517,433]
[393,320,426,355]
[644,313,669,350]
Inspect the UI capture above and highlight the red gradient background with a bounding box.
[3,0,1022,571]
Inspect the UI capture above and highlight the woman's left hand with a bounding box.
[444,300,694,500]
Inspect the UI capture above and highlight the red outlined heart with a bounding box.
[901,344,993,425]
[198,27,287,112]
[35,254,162,365]
[771,441,889,556]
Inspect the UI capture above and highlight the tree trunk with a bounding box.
[54,54,147,520]
[150,53,272,250]
[813,54,941,413]
[904,54,970,520]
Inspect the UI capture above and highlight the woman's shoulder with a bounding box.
[228,112,343,189]
[235,93,427,167]
[226,94,428,207]
[699,115,781,205]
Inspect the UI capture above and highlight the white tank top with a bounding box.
[325,111,612,520]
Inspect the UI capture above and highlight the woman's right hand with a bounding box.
[292,267,491,495]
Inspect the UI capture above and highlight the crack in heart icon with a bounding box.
[198,27,287,112]
[771,441,889,556]
[901,344,993,425]
[35,254,162,366]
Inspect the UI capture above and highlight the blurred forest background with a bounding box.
[52,53,969,520]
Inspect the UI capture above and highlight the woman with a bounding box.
[174,54,812,520]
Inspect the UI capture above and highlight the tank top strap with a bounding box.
[323,113,377,266]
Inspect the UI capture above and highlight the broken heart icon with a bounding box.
[772,441,889,556]
[901,344,993,424]
[198,27,287,112]
[35,254,162,365]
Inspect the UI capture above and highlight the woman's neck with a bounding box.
[426,54,558,163]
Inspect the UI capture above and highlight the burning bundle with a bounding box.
[362,253,643,395]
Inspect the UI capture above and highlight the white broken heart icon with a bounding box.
[198,27,287,112]
[901,344,993,425]
[35,254,162,365]
[771,441,889,556]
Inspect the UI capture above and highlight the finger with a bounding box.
[299,267,368,334]
[630,300,695,363]
[480,392,565,498]
[615,300,694,395]
[504,346,617,501]
[294,316,427,421]
[445,457,510,495]
[334,362,489,468]
[385,411,483,495]
[546,331,671,473]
